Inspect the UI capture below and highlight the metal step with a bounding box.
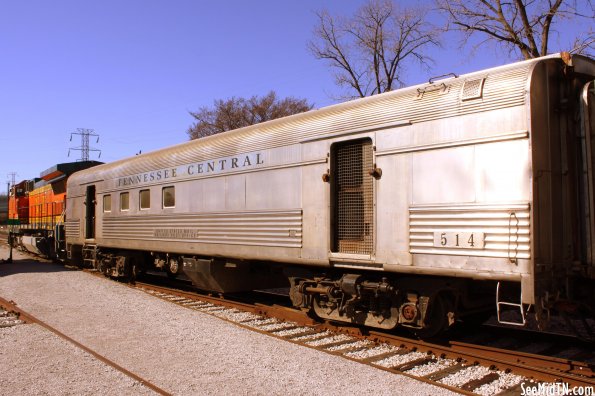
[82,243,98,267]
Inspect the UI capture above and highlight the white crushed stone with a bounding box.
[291,330,334,341]
[258,322,298,332]
[272,326,313,337]
[405,358,455,377]
[0,309,23,327]
[0,323,155,395]
[344,343,401,359]
[439,365,493,387]
[166,296,187,302]
[326,339,373,352]
[375,351,428,368]
[242,317,279,327]
[305,334,353,347]
[474,372,524,396]
[179,300,209,306]
[0,246,458,395]
[190,301,214,306]
[0,319,24,327]
[210,309,260,322]
[196,305,227,312]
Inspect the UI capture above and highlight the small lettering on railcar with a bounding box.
[154,229,199,239]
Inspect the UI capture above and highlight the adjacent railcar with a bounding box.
[9,161,101,258]
[65,53,595,336]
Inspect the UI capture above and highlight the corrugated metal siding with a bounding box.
[65,219,81,239]
[68,61,536,187]
[102,209,302,248]
[409,203,530,259]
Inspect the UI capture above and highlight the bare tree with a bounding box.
[436,0,594,59]
[309,0,440,99]
[187,91,313,140]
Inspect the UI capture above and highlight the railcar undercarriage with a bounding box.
[8,229,62,260]
[71,241,495,337]
[286,269,492,338]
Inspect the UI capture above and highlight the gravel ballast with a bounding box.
[0,246,457,395]
[0,324,155,395]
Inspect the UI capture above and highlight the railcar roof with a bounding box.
[40,161,103,183]
[67,53,593,187]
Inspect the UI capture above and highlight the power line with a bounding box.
[68,128,101,161]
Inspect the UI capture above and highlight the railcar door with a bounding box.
[85,185,96,239]
[330,138,375,257]
[581,81,595,277]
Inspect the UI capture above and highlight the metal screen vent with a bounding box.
[331,139,374,255]
[461,78,485,101]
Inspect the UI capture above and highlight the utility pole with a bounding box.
[68,128,101,161]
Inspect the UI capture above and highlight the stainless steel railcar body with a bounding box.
[65,53,595,334]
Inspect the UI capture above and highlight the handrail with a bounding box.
[428,72,458,84]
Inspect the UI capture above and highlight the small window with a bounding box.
[140,189,150,210]
[120,192,130,211]
[162,186,175,208]
[103,195,111,213]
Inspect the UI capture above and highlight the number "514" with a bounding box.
[434,232,484,249]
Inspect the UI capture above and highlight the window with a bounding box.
[103,195,111,213]
[120,192,129,211]
[162,186,175,208]
[140,189,150,210]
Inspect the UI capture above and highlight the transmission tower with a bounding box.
[68,128,101,161]
[7,172,17,188]
[6,172,17,197]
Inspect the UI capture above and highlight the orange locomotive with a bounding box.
[8,161,101,258]
[7,180,32,226]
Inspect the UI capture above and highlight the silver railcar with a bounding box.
[65,53,595,336]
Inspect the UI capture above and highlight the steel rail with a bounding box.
[7,257,594,394]
[137,282,595,387]
[132,281,470,396]
[132,279,595,391]
[367,331,595,389]
[0,296,172,396]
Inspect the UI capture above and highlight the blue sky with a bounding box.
[0,0,590,184]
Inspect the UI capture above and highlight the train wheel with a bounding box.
[166,257,182,279]
[414,294,454,339]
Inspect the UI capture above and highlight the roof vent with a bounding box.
[461,78,485,101]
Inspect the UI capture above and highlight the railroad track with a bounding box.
[130,279,595,396]
[0,296,172,396]
[3,240,594,395]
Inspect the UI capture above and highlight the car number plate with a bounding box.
[433,232,485,249]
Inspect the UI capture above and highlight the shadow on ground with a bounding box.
[0,246,73,276]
